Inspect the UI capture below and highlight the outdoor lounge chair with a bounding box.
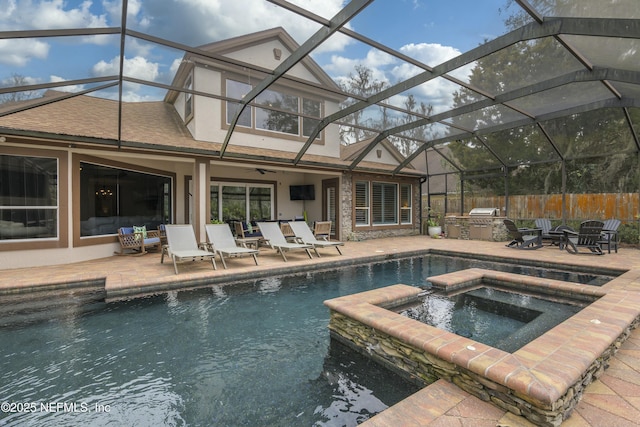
[288,221,343,256]
[115,226,162,255]
[205,223,258,269]
[256,221,313,262]
[563,220,605,255]
[534,218,553,244]
[503,219,542,249]
[162,224,217,274]
[599,219,620,253]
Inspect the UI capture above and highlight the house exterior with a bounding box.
[0,28,424,269]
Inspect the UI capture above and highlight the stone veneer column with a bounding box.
[341,173,353,242]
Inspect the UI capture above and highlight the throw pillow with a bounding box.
[133,225,147,240]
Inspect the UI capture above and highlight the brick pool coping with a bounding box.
[324,268,640,425]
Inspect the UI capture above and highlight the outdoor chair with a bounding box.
[563,220,605,255]
[158,224,168,245]
[115,226,162,256]
[205,224,258,269]
[234,221,262,239]
[548,225,574,249]
[256,221,313,262]
[288,221,343,257]
[503,219,543,250]
[279,221,296,241]
[162,224,217,274]
[534,218,553,245]
[599,219,621,253]
[313,221,332,240]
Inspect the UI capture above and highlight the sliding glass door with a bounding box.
[211,182,273,223]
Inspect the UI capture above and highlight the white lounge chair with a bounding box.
[256,221,313,262]
[162,224,217,274]
[205,224,259,269]
[288,221,343,256]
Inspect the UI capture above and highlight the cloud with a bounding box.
[0,0,108,31]
[0,39,49,66]
[399,42,461,68]
[0,74,40,86]
[49,75,85,92]
[325,49,397,80]
[140,0,352,52]
[324,41,475,114]
[92,55,160,82]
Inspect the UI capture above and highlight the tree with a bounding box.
[392,94,434,157]
[446,1,638,195]
[338,65,389,144]
[0,74,38,104]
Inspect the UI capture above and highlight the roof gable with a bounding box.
[168,27,341,100]
[341,138,414,169]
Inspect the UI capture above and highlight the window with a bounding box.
[184,74,193,120]
[256,88,299,135]
[210,184,220,222]
[0,154,58,240]
[355,179,413,227]
[79,163,172,237]
[302,98,321,138]
[226,80,252,127]
[225,79,322,139]
[354,181,369,226]
[211,182,273,223]
[372,182,397,225]
[400,184,412,224]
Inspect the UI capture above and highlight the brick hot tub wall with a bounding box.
[324,269,640,427]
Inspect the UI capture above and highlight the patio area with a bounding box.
[2,235,640,426]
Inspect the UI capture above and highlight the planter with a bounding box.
[427,226,442,237]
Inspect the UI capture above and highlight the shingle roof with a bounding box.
[0,91,421,176]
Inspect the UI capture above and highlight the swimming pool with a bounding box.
[0,255,614,426]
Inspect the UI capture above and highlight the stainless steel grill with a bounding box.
[467,208,499,240]
[468,208,499,217]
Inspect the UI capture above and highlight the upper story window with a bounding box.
[226,80,252,127]
[225,79,321,139]
[184,74,193,121]
[256,89,299,135]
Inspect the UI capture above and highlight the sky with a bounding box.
[0,0,514,112]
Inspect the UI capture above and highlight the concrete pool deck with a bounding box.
[2,235,640,426]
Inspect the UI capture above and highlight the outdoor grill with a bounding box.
[468,208,500,217]
[445,207,503,241]
[468,208,499,240]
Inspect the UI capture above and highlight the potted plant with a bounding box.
[426,210,442,237]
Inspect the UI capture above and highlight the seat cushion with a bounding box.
[143,237,160,246]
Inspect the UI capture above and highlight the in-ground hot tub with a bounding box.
[398,285,585,353]
[324,268,638,426]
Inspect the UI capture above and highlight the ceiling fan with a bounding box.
[255,168,276,174]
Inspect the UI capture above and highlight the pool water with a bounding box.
[0,255,613,426]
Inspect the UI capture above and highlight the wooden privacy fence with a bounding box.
[430,193,639,223]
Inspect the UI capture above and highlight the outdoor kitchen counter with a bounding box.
[444,214,508,241]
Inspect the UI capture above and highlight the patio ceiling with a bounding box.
[0,0,639,177]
